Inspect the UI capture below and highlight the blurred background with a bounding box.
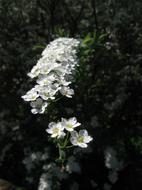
[0,0,142,190]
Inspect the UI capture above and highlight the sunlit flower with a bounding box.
[38,61,59,76]
[39,86,56,100]
[62,117,81,132]
[60,86,74,98]
[22,89,39,101]
[46,122,65,139]
[22,37,80,114]
[70,130,93,148]
[36,74,55,86]
[30,98,48,114]
[27,65,40,78]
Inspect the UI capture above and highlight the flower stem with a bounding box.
[65,145,74,149]
[63,131,70,148]
[58,143,65,164]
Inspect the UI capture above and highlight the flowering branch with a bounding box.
[22,38,80,114]
[22,37,93,164]
[46,117,93,161]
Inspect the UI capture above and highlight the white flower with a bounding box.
[39,86,56,100]
[46,122,65,139]
[61,117,81,132]
[39,61,59,75]
[60,86,74,98]
[27,65,40,78]
[70,130,93,148]
[50,83,61,91]
[22,37,80,114]
[57,77,71,86]
[21,89,39,101]
[30,98,48,114]
[54,65,70,76]
[36,74,55,86]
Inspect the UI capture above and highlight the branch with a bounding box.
[91,0,99,33]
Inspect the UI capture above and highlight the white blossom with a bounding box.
[36,74,55,86]
[27,65,40,78]
[61,117,81,132]
[22,37,80,114]
[30,98,48,114]
[38,86,57,100]
[70,130,93,148]
[22,88,39,102]
[38,61,59,76]
[46,122,65,139]
[60,86,74,98]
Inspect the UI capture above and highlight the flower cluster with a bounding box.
[22,37,93,165]
[22,38,80,114]
[46,117,92,148]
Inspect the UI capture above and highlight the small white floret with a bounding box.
[60,86,74,98]
[46,122,65,139]
[61,117,81,132]
[70,130,93,148]
[22,89,39,102]
[30,98,48,114]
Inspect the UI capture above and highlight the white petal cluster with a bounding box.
[61,117,81,132]
[70,130,93,148]
[46,122,65,139]
[22,38,80,114]
[46,117,92,148]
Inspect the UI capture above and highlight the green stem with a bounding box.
[53,97,62,102]
[57,143,66,164]
[63,131,70,148]
[57,132,73,163]
[65,145,74,149]
[58,144,63,162]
